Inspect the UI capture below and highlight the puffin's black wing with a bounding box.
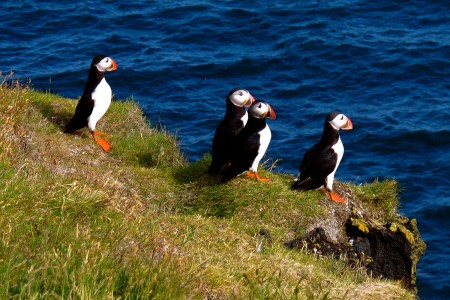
[292,143,337,190]
[222,132,259,182]
[209,121,233,173]
[64,94,94,133]
[209,117,246,174]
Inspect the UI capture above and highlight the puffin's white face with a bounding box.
[249,101,277,119]
[95,57,118,72]
[329,113,353,130]
[229,89,255,108]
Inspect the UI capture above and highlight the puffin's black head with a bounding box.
[249,101,277,119]
[90,55,118,72]
[326,111,353,130]
[227,88,255,108]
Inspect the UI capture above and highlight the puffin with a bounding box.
[208,88,255,174]
[292,111,353,203]
[64,55,118,152]
[222,100,277,182]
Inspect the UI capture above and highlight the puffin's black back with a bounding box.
[64,55,107,133]
[221,114,267,181]
[209,88,248,173]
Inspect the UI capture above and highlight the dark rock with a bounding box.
[285,227,343,259]
[285,207,426,294]
[351,218,426,291]
[259,228,272,240]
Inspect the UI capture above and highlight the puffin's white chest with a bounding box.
[250,125,271,172]
[87,78,112,131]
[326,137,344,190]
[241,112,249,127]
[332,137,344,166]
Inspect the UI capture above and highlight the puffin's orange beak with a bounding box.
[108,59,118,71]
[342,117,353,130]
[244,94,256,108]
[266,104,277,119]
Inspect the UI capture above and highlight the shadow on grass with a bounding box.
[172,155,222,186]
[32,96,76,132]
[171,155,249,218]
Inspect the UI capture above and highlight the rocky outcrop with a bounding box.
[285,185,426,294]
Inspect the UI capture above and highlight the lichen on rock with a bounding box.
[350,217,370,234]
[285,182,426,294]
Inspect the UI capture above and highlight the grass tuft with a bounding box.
[353,179,400,222]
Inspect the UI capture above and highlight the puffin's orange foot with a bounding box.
[94,130,109,137]
[245,171,256,178]
[246,172,271,182]
[329,191,346,203]
[92,130,111,152]
[95,138,111,152]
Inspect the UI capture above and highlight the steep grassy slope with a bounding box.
[0,77,415,299]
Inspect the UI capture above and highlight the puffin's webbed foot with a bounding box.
[329,191,346,203]
[246,171,271,182]
[94,130,109,137]
[92,130,111,152]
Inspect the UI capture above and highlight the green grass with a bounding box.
[0,77,415,299]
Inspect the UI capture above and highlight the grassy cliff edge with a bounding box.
[0,80,417,299]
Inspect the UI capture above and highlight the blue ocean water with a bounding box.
[1,0,449,298]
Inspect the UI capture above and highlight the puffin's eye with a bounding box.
[258,104,262,108]
[341,115,344,120]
